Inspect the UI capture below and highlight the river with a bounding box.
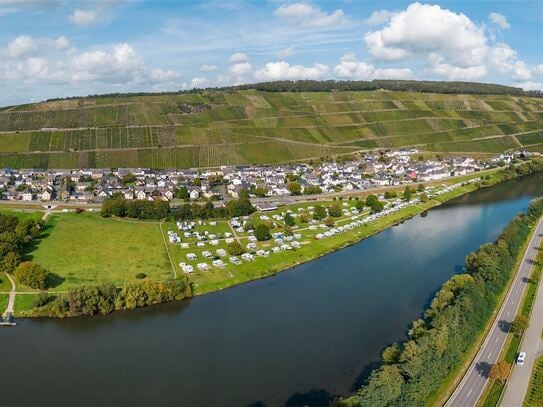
[2,173,543,407]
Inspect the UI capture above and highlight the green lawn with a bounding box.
[25,213,172,291]
[525,355,543,407]
[0,209,43,222]
[14,294,39,316]
[0,273,12,292]
[0,294,8,313]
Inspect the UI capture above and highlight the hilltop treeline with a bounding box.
[340,196,543,407]
[232,80,542,97]
[40,80,541,104]
[26,279,192,318]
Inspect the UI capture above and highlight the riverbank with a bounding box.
[7,160,543,318]
[341,191,543,406]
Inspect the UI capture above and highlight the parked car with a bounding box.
[516,351,526,366]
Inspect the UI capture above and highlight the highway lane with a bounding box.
[500,234,543,407]
[445,217,543,407]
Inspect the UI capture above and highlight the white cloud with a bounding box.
[3,57,48,81]
[489,12,510,29]
[228,52,249,64]
[489,43,517,73]
[254,61,329,81]
[364,3,487,67]
[277,46,295,58]
[229,61,252,76]
[69,43,144,83]
[516,81,542,91]
[425,54,487,80]
[513,61,531,81]
[149,68,179,82]
[191,76,209,88]
[274,2,346,29]
[534,65,543,75]
[200,64,218,72]
[366,10,397,26]
[334,53,413,80]
[7,35,38,59]
[69,9,97,26]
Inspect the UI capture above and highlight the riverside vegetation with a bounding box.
[339,196,543,406]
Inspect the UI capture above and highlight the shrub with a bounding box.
[255,224,271,241]
[328,204,342,218]
[135,273,147,279]
[227,241,244,256]
[15,262,48,290]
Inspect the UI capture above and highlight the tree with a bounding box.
[384,191,397,199]
[313,205,327,220]
[355,200,364,211]
[254,187,268,197]
[489,360,511,383]
[417,184,425,192]
[0,251,21,273]
[287,181,302,196]
[382,343,402,364]
[299,213,310,223]
[304,185,322,195]
[176,186,189,200]
[324,217,335,227]
[15,262,48,290]
[121,173,136,184]
[366,194,384,213]
[227,241,244,256]
[225,198,255,217]
[254,224,271,241]
[511,315,529,336]
[328,204,342,218]
[284,213,295,226]
[403,186,413,202]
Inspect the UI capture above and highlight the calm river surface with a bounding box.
[2,173,543,407]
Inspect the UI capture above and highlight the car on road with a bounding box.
[516,351,526,365]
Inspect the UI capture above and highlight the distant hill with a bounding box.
[0,81,542,169]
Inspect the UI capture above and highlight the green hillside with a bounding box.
[1,88,543,168]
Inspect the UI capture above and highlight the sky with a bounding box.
[1,0,543,106]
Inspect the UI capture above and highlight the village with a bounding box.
[0,149,530,205]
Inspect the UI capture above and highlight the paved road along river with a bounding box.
[2,173,543,407]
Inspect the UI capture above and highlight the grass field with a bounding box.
[0,90,542,169]
[525,355,543,407]
[25,213,172,291]
[0,294,8,313]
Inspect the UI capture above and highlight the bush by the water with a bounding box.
[342,196,543,406]
[29,279,192,318]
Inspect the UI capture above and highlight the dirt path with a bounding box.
[2,272,16,317]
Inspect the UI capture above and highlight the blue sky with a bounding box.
[1,0,543,106]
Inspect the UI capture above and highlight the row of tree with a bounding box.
[342,196,543,406]
[28,279,192,318]
[231,80,542,97]
[101,195,255,221]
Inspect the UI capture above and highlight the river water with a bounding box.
[2,173,543,407]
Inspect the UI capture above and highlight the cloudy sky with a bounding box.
[1,0,543,106]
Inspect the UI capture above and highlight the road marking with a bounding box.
[488,351,493,359]
[467,388,473,398]
[495,336,499,343]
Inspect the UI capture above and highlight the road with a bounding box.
[500,236,543,407]
[445,217,543,407]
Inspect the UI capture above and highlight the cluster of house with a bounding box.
[0,150,536,203]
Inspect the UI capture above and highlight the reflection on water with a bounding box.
[2,173,543,407]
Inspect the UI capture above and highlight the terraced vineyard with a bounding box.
[1,89,542,168]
